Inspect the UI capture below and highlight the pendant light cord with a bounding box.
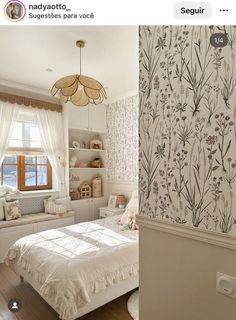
[80,46,82,75]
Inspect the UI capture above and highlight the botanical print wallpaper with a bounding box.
[139,26,236,235]
[106,95,138,182]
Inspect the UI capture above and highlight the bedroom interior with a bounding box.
[0,26,139,320]
[1,24,236,320]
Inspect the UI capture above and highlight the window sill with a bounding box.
[11,190,59,199]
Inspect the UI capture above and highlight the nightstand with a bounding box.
[99,206,125,218]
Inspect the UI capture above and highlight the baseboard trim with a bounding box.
[136,215,236,250]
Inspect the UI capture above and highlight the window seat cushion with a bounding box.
[0,211,75,229]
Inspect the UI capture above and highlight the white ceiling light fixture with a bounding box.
[51,40,107,106]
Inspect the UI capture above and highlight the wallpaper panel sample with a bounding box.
[139,26,236,235]
[107,95,138,182]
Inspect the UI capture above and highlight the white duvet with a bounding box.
[5,216,138,319]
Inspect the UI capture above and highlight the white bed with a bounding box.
[5,215,138,320]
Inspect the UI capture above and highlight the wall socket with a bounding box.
[216,272,236,299]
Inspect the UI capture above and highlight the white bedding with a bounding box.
[5,216,138,319]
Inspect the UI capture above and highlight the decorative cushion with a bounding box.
[4,200,21,221]
[0,198,5,221]
[45,201,67,215]
[55,197,72,211]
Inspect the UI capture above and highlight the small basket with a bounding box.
[70,191,81,200]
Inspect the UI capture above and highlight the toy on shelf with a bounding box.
[78,162,88,168]
[80,182,92,198]
[72,141,80,149]
[90,139,103,150]
[69,156,77,168]
[90,158,103,168]
[69,173,80,181]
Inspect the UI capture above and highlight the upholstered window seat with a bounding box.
[0,211,75,229]
[0,195,75,263]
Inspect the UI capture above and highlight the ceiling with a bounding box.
[0,26,138,101]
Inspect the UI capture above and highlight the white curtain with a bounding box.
[0,102,19,166]
[35,108,67,196]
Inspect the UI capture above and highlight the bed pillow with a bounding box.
[55,197,72,211]
[120,190,138,230]
[45,201,67,215]
[0,198,5,220]
[4,200,21,221]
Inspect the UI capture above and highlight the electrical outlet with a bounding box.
[216,272,236,299]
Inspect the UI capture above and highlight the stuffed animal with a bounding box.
[69,156,77,168]
[90,158,103,168]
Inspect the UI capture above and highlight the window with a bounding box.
[9,120,42,150]
[0,155,52,191]
[18,155,52,190]
[0,156,17,188]
[0,109,52,191]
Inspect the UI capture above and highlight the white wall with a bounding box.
[107,181,137,200]
[139,224,236,320]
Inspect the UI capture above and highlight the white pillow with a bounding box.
[55,197,72,211]
[4,200,21,221]
[0,198,5,221]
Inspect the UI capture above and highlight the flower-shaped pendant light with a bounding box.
[51,40,106,106]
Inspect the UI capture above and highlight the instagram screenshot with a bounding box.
[0,1,235,320]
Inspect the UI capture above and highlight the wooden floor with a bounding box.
[0,263,133,320]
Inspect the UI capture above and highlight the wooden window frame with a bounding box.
[17,156,52,191]
[0,155,52,191]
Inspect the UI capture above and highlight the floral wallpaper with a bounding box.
[106,95,138,182]
[139,26,236,234]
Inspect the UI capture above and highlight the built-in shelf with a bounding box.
[69,148,105,152]
[69,167,106,170]
[71,196,106,203]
